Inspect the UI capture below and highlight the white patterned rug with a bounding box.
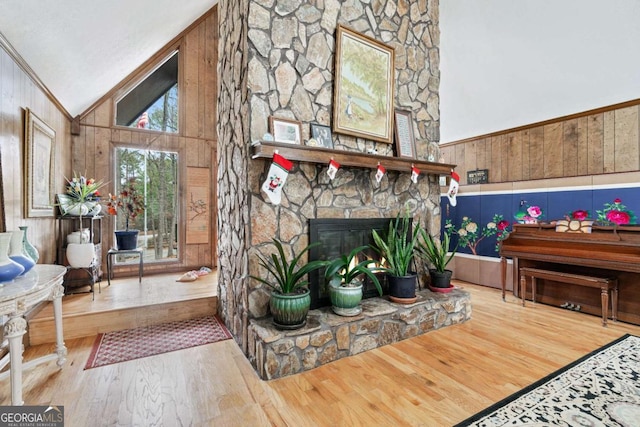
[456,334,640,426]
[84,315,232,369]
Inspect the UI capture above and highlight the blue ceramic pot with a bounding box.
[9,230,35,275]
[0,232,24,283]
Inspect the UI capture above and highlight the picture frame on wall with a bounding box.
[393,109,416,159]
[269,116,303,144]
[332,25,395,144]
[309,124,334,149]
[24,108,55,218]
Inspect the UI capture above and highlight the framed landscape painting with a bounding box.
[333,25,395,144]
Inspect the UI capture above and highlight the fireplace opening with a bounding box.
[308,218,396,309]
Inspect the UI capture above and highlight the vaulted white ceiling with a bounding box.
[0,0,217,118]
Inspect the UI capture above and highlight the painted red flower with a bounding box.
[614,198,622,204]
[606,210,630,225]
[571,210,589,220]
[497,220,510,231]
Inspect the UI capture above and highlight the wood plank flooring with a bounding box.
[3,280,640,426]
[28,271,218,344]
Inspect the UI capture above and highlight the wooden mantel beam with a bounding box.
[251,141,456,176]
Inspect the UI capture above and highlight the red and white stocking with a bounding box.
[447,170,460,206]
[261,153,293,205]
[327,159,340,180]
[411,166,420,184]
[375,164,386,184]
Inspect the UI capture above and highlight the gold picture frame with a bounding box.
[333,25,395,144]
[24,108,55,217]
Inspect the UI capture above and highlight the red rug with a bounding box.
[85,315,232,369]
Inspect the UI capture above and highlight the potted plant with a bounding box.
[324,245,383,316]
[371,210,421,303]
[416,228,457,290]
[58,172,104,268]
[105,177,146,250]
[250,238,328,329]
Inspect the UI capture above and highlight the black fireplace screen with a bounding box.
[308,218,394,309]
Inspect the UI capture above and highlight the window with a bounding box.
[114,148,179,263]
[115,51,179,133]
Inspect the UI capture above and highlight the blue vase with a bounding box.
[19,225,39,263]
[9,230,35,275]
[0,232,24,283]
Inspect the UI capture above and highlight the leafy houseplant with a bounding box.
[371,210,421,302]
[105,177,146,250]
[324,245,383,316]
[251,238,328,329]
[416,229,457,289]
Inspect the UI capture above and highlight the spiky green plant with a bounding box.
[324,245,383,296]
[371,211,421,277]
[415,228,457,273]
[250,238,328,294]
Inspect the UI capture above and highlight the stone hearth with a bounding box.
[247,288,471,380]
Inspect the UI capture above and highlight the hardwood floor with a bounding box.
[3,280,640,426]
[27,271,218,344]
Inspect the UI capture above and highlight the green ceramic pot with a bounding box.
[270,289,311,330]
[329,281,363,316]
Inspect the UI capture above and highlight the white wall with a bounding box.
[440,0,640,143]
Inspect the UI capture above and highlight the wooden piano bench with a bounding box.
[519,267,618,327]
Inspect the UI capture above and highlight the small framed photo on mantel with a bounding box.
[309,124,334,149]
[269,116,303,144]
[393,109,416,159]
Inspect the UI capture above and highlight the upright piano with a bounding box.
[499,223,640,325]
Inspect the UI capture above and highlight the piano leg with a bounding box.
[501,257,506,301]
[611,281,618,322]
[600,286,609,327]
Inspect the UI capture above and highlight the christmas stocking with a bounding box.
[447,170,460,206]
[261,153,293,205]
[327,159,340,180]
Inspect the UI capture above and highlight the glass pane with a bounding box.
[115,51,179,133]
[114,148,179,263]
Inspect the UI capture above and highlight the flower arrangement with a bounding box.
[65,172,103,203]
[445,214,508,255]
[596,198,637,225]
[514,200,543,224]
[105,177,146,230]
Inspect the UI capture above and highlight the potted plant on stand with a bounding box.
[250,238,328,330]
[105,177,145,250]
[371,210,422,304]
[324,246,383,316]
[59,172,105,268]
[416,228,457,292]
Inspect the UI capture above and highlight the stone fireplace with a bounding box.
[217,0,451,379]
[308,218,395,308]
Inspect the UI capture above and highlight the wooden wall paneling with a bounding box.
[562,119,578,177]
[205,11,218,141]
[94,128,110,183]
[587,113,604,175]
[506,132,522,182]
[489,135,502,182]
[455,143,467,184]
[521,130,530,181]
[603,111,615,173]
[475,138,487,171]
[197,22,206,139]
[463,139,477,180]
[576,116,589,175]
[94,101,111,128]
[183,25,200,139]
[543,123,563,178]
[613,105,639,172]
[528,126,544,180]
